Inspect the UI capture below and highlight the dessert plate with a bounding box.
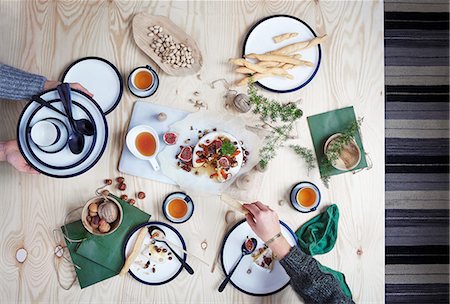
[62,57,123,115]
[17,89,108,178]
[123,221,187,285]
[221,219,297,296]
[243,15,322,93]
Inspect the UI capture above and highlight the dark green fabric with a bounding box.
[62,194,150,288]
[297,204,339,255]
[296,204,352,298]
[307,106,367,177]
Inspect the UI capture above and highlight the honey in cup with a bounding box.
[296,187,317,208]
[135,132,157,157]
[133,70,153,91]
[167,198,188,219]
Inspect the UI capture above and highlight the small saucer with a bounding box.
[128,65,159,98]
[32,118,69,154]
[289,182,321,213]
[162,192,194,224]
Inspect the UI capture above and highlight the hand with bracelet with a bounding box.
[243,201,292,259]
[243,201,354,304]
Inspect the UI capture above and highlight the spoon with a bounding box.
[218,237,257,292]
[147,226,194,275]
[31,95,94,136]
[57,83,85,154]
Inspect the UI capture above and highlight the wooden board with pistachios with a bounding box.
[132,13,203,76]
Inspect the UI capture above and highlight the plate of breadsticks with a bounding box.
[231,15,327,92]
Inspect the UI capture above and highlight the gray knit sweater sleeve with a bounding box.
[0,64,47,100]
[280,246,354,304]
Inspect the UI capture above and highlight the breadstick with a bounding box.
[119,227,147,275]
[245,53,304,65]
[273,32,298,43]
[235,67,255,74]
[257,61,283,68]
[236,71,292,86]
[228,58,247,66]
[269,34,327,55]
[229,58,266,73]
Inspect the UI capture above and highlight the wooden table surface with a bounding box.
[0,1,385,303]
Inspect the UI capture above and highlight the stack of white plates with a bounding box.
[17,89,108,178]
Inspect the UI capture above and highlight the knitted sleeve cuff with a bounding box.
[0,64,47,101]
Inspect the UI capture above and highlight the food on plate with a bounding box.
[245,53,305,65]
[273,32,299,43]
[120,227,148,275]
[149,243,170,263]
[148,25,195,69]
[252,246,274,271]
[163,132,178,145]
[193,135,241,182]
[231,32,326,85]
[178,146,193,162]
[269,34,327,55]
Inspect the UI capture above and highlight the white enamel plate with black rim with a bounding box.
[243,15,322,93]
[221,219,298,296]
[17,89,108,178]
[123,222,187,285]
[62,57,124,115]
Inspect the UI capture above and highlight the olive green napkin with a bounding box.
[307,106,367,177]
[62,194,150,288]
[295,204,352,298]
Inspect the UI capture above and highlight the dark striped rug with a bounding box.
[385,0,449,303]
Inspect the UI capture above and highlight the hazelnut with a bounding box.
[116,177,125,183]
[101,190,110,197]
[89,211,97,217]
[105,179,112,185]
[88,203,98,213]
[86,215,92,222]
[99,222,111,233]
[120,194,128,201]
[157,112,167,121]
[99,219,107,226]
[138,191,146,199]
[118,183,126,191]
[91,216,100,229]
[128,199,136,205]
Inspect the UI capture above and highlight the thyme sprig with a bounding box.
[247,81,315,171]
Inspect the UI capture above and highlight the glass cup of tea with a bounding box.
[126,125,160,171]
[289,181,321,213]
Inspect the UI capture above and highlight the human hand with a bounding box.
[44,80,93,97]
[2,140,39,174]
[243,201,281,242]
[243,201,292,259]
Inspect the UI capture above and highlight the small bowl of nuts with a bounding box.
[81,196,123,236]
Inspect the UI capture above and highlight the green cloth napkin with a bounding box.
[295,204,352,298]
[307,106,367,177]
[62,194,151,288]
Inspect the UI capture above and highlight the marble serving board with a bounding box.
[118,101,189,184]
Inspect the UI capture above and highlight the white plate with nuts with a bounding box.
[132,13,202,76]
